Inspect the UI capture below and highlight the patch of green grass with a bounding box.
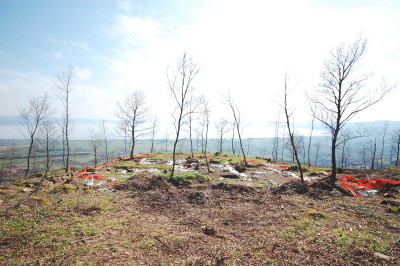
[383,166,400,171]
[334,228,390,253]
[48,169,68,176]
[168,172,208,185]
[52,240,70,249]
[3,217,34,229]
[279,215,328,241]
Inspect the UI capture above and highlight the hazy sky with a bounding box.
[0,0,399,138]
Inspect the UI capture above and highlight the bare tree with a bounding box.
[18,93,52,177]
[100,119,109,162]
[370,138,377,170]
[215,119,230,153]
[115,91,149,158]
[38,119,57,175]
[167,51,200,178]
[201,96,211,173]
[89,129,102,167]
[116,118,131,157]
[379,121,389,169]
[224,91,247,166]
[358,145,369,168]
[54,65,75,173]
[271,113,281,161]
[149,116,159,153]
[392,129,400,167]
[231,120,236,155]
[187,96,201,157]
[281,72,304,181]
[389,145,395,167]
[309,37,394,180]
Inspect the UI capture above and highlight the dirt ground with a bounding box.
[1,154,399,265]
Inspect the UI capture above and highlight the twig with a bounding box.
[153,235,171,250]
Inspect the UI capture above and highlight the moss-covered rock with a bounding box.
[54,184,78,194]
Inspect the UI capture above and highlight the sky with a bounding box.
[0,0,399,139]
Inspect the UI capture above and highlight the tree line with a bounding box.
[0,36,398,183]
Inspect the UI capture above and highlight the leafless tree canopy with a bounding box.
[281,72,304,182]
[38,119,57,174]
[167,51,200,178]
[18,92,52,177]
[150,116,159,153]
[215,119,230,153]
[89,128,102,167]
[223,91,248,166]
[115,91,149,158]
[309,37,395,179]
[54,65,75,173]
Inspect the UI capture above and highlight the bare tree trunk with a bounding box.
[379,122,388,169]
[224,92,247,165]
[150,117,158,153]
[282,72,303,182]
[371,138,377,170]
[130,123,135,158]
[54,65,75,173]
[201,97,211,173]
[167,52,200,178]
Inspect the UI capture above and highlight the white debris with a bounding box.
[97,188,114,193]
[85,177,94,186]
[140,158,160,165]
[210,165,224,171]
[165,160,186,166]
[121,170,127,174]
[365,189,378,196]
[146,168,159,173]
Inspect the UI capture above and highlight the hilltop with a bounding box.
[1,153,399,265]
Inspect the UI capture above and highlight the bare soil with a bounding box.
[1,154,399,265]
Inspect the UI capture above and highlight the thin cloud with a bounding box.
[118,0,131,12]
[75,67,92,80]
[53,52,62,60]
[70,41,90,51]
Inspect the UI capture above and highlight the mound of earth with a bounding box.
[272,180,343,199]
[114,175,171,192]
